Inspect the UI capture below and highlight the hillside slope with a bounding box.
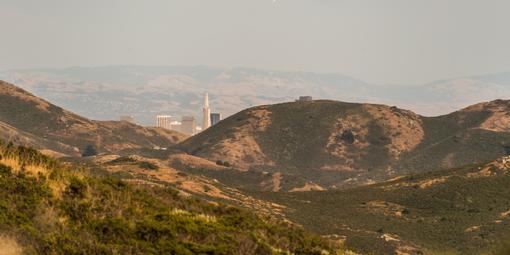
[0,80,187,156]
[261,156,510,254]
[180,100,510,190]
[0,141,348,254]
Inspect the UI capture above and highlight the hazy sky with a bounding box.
[1,0,510,84]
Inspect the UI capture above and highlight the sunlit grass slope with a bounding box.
[0,141,350,255]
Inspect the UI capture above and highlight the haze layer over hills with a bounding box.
[3,66,510,125]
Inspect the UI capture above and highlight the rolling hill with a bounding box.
[259,156,510,254]
[0,80,187,156]
[180,99,510,190]
[0,141,349,254]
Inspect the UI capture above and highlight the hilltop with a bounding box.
[180,99,510,190]
[0,141,350,254]
[0,80,186,156]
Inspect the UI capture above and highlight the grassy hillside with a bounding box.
[0,80,187,156]
[397,100,510,173]
[0,141,350,254]
[258,158,510,254]
[180,99,510,190]
[66,153,293,217]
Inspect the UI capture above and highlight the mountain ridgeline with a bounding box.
[181,99,510,190]
[0,80,187,157]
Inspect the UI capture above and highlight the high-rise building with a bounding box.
[210,113,222,126]
[202,93,211,130]
[156,115,173,130]
[181,116,197,136]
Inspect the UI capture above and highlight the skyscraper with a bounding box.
[181,116,197,136]
[202,93,211,130]
[210,113,222,126]
[156,115,172,130]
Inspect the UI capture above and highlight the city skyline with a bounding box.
[154,92,218,135]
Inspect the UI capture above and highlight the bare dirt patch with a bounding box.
[289,182,325,192]
[206,108,275,170]
[417,176,449,189]
[382,176,450,191]
[467,156,510,178]
[325,114,371,171]
[364,200,407,217]
[363,105,424,159]
[477,102,510,132]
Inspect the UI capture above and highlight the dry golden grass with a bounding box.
[0,157,20,173]
[23,164,48,177]
[38,149,66,158]
[0,235,22,255]
[0,155,49,177]
[0,148,87,199]
[170,209,217,223]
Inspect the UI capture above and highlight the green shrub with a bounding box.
[81,145,97,157]
[139,161,159,170]
[0,142,344,254]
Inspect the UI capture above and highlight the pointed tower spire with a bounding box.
[204,92,209,107]
[202,93,211,130]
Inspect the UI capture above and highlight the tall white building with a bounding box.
[156,115,173,130]
[202,93,211,130]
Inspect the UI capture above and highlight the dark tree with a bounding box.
[82,145,98,157]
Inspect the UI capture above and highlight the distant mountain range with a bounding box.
[2,66,510,125]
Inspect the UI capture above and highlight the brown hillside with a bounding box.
[0,80,187,155]
[180,99,510,190]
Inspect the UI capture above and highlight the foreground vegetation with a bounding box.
[0,142,347,254]
[260,161,510,254]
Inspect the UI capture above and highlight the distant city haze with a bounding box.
[3,66,510,126]
[1,0,510,85]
